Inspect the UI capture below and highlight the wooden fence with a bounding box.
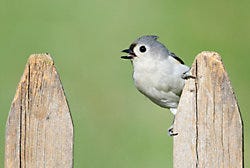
[173,51,243,167]
[4,52,243,167]
[5,54,73,167]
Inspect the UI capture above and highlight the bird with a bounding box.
[121,35,191,136]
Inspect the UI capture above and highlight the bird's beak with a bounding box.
[121,48,136,59]
[121,48,133,54]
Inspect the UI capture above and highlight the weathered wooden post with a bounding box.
[173,51,243,167]
[5,54,73,167]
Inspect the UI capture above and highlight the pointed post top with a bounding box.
[174,51,243,168]
[5,53,73,168]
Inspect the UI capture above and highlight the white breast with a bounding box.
[132,55,188,109]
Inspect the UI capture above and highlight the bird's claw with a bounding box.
[181,72,196,80]
[168,126,178,136]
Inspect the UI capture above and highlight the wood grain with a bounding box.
[5,54,73,168]
[173,51,243,168]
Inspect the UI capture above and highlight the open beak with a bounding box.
[121,48,136,59]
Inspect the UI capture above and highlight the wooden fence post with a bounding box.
[173,51,243,168]
[5,54,73,167]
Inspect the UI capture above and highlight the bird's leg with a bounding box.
[168,108,178,136]
[181,69,195,80]
[168,115,178,136]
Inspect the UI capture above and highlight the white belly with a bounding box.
[132,58,187,109]
[133,72,183,108]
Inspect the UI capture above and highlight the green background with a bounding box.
[1,0,249,167]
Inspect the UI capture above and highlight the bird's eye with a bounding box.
[139,46,146,53]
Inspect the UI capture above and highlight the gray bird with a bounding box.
[121,35,191,136]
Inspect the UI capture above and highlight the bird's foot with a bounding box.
[181,70,196,80]
[168,125,178,136]
[181,73,196,80]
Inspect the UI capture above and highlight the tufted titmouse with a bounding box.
[121,35,191,136]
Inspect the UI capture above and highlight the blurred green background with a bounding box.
[0,0,249,167]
